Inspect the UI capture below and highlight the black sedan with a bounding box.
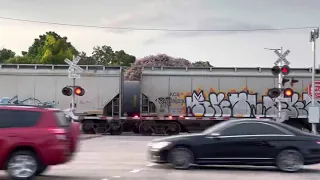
[147,119,320,172]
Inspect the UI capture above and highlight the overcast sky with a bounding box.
[0,0,320,68]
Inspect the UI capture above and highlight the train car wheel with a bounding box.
[139,121,154,136]
[165,122,181,135]
[82,120,96,134]
[110,125,123,135]
[132,123,140,134]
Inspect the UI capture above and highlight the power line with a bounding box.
[0,16,318,32]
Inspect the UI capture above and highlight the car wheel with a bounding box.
[276,149,304,172]
[168,147,194,170]
[35,165,48,176]
[6,150,39,180]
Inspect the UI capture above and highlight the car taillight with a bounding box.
[49,128,67,141]
[317,141,320,145]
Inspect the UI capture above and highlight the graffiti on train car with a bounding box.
[155,87,319,118]
[0,96,59,108]
[184,90,316,118]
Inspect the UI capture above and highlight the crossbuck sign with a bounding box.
[274,49,291,65]
[64,56,84,79]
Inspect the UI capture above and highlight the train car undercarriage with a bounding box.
[79,118,318,136]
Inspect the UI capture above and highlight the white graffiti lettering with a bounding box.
[185,90,319,118]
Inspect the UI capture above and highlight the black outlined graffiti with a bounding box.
[155,92,186,107]
[185,90,319,118]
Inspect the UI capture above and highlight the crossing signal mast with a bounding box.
[62,56,85,110]
[266,48,298,121]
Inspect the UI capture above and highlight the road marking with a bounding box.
[130,169,141,173]
[112,176,121,178]
[101,179,108,180]
[146,163,156,167]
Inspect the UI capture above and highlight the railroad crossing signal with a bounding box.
[274,49,290,66]
[65,56,84,79]
[280,65,290,75]
[271,66,280,75]
[62,87,73,96]
[74,86,85,96]
[268,48,297,99]
[61,86,85,96]
[267,88,281,98]
[271,65,290,76]
[283,88,293,98]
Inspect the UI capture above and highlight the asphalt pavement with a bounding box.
[0,133,320,180]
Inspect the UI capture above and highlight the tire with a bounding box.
[6,150,39,180]
[276,149,304,172]
[35,165,48,176]
[168,147,194,170]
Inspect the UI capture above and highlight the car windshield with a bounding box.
[202,121,232,134]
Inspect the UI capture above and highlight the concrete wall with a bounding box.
[0,64,122,113]
[141,66,320,118]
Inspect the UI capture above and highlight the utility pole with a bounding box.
[310,28,319,134]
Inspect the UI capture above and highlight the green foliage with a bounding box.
[5,56,33,64]
[77,51,95,65]
[0,48,15,63]
[2,31,211,71]
[28,31,78,64]
[83,45,135,66]
[3,31,136,66]
[5,31,78,64]
[113,50,136,66]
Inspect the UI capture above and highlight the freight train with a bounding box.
[0,64,319,135]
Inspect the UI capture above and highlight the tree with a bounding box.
[6,56,32,64]
[5,31,78,64]
[91,45,114,65]
[91,45,135,66]
[0,48,15,63]
[113,50,135,66]
[125,54,192,81]
[77,51,95,65]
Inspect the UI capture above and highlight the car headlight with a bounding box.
[148,141,171,149]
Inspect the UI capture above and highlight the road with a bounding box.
[0,134,320,180]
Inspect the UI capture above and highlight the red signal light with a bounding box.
[74,87,85,96]
[284,88,293,97]
[281,65,290,75]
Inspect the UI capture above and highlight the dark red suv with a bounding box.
[0,105,80,179]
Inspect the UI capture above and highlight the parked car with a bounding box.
[0,105,80,179]
[147,119,320,172]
